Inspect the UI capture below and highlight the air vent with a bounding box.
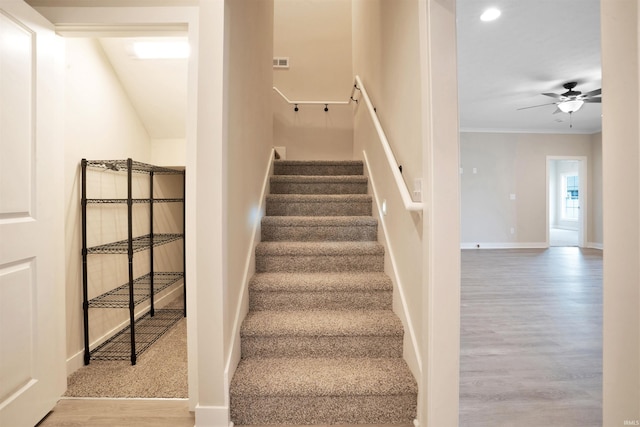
[273,57,289,69]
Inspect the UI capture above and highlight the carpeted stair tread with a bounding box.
[249,272,392,292]
[266,194,373,217]
[249,272,393,311]
[270,175,368,195]
[230,357,417,397]
[261,216,378,242]
[267,194,372,203]
[241,310,403,337]
[256,241,384,256]
[274,160,363,176]
[261,215,377,227]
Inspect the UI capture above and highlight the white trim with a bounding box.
[461,242,548,250]
[195,404,229,427]
[587,242,604,250]
[223,148,274,399]
[66,282,184,376]
[460,127,601,135]
[363,151,422,376]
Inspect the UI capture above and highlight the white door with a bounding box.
[0,1,65,426]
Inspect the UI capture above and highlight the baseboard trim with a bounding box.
[66,282,184,376]
[461,242,548,249]
[363,150,422,377]
[587,242,603,250]
[195,404,230,427]
[224,148,274,395]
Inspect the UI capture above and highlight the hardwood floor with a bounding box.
[460,248,602,427]
[37,399,194,427]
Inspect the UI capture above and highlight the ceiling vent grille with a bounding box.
[273,57,289,69]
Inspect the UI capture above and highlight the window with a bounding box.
[562,174,579,220]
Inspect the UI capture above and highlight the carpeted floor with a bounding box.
[64,304,187,398]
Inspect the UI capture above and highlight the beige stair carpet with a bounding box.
[230,160,417,425]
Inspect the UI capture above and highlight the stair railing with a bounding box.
[272,84,358,112]
[273,77,423,212]
[352,75,423,212]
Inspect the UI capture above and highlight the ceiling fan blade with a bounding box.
[584,98,601,103]
[582,88,602,97]
[517,102,558,110]
[542,92,563,99]
[552,107,562,115]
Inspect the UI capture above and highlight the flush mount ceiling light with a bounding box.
[132,40,190,59]
[480,8,501,22]
[557,99,585,114]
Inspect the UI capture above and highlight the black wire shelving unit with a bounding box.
[81,158,186,365]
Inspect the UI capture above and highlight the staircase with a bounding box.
[230,160,417,425]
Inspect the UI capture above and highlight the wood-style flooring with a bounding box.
[37,399,194,427]
[460,248,602,427]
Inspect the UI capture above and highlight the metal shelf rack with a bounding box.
[81,158,185,365]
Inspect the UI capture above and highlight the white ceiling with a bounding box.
[457,0,602,134]
[98,37,188,140]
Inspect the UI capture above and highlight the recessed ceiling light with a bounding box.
[132,40,190,59]
[480,8,501,22]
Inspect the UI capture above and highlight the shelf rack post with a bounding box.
[182,170,187,317]
[127,158,137,365]
[149,170,155,317]
[81,159,91,365]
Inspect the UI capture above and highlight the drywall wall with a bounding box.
[272,0,353,159]
[352,0,423,189]
[151,138,187,166]
[601,1,640,422]
[590,132,602,247]
[224,0,274,380]
[64,38,166,372]
[460,132,600,247]
[351,0,425,382]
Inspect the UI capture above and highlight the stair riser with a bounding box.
[262,224,377,242]
[230,394,417,425]
[266,201,372,216]
[270,182,367,195]
[256,254,384,273]
[241,336,403,358]
[274,164,363,176]
[249,291,392,311]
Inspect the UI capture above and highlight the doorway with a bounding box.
[547,156,587,247]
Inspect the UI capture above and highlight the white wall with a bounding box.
[601,0,640,423]
[352,0,423,188]
[151,138,187,166]
[351,0,425,409]
[460,132,600,247]
[590,132,603,247]
[223,0,274,384]
[272,0,353,160]
[64,38,162,372]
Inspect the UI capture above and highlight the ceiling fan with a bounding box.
[518,81,602,114]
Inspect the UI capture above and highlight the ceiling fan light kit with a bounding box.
[558,99,585,113]
[517,81,602,127]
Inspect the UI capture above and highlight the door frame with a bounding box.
[546,155,588,247]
